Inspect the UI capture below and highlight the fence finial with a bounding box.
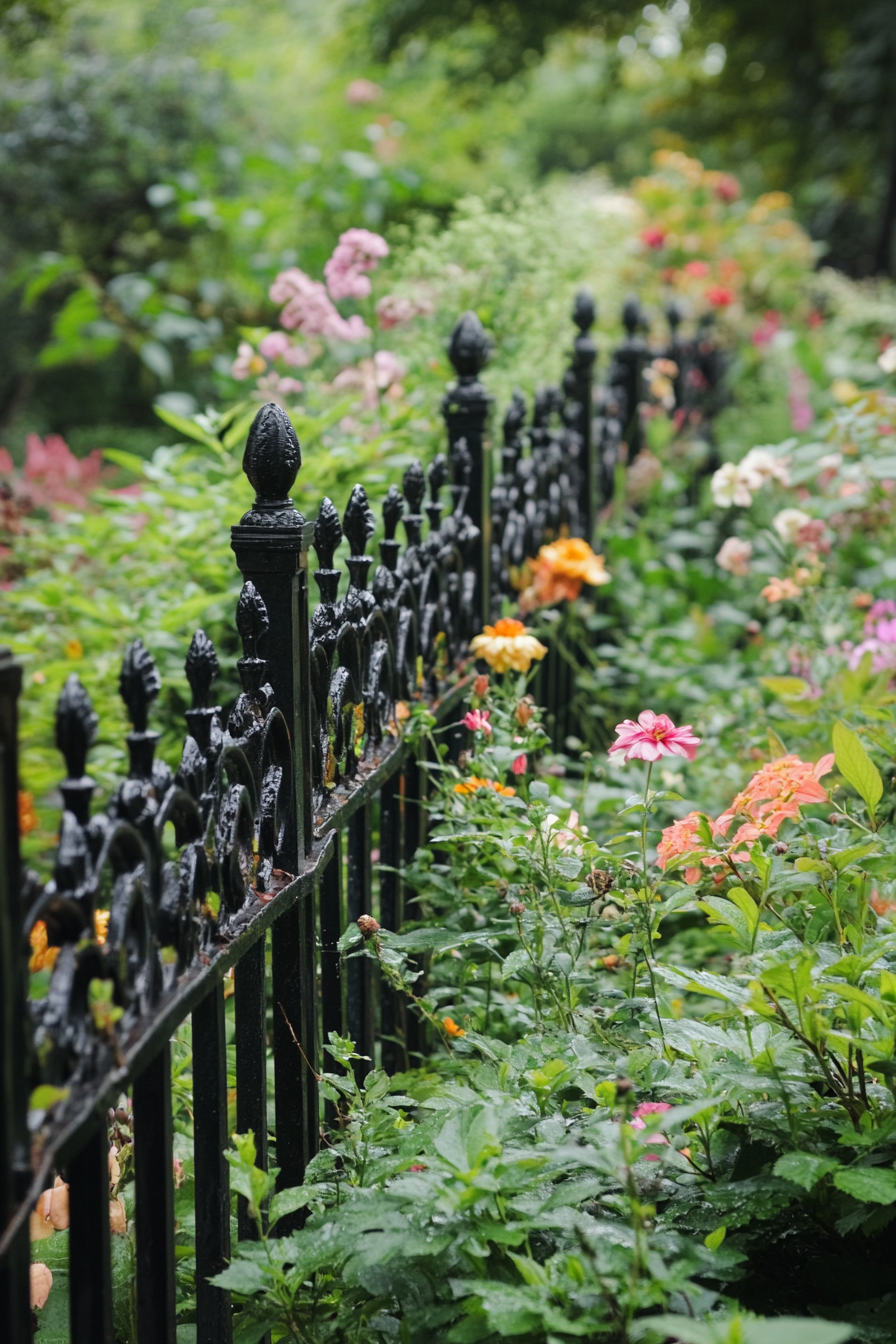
[240,401,303,526]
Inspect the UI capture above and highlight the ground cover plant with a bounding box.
[10,157,896,1342]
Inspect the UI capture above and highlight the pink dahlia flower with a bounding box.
[609,711,700,764]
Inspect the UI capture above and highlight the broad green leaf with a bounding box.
[209,1260,269,1294]
[269,1186,311,1226]
[759,676,810,700]
[825,982,892,1025]
[833,720,883,819]
[773,1152,839,1191]
[703,1225,727,1250]
[833,1165,896,1204]
[830,841,879,871]
[698,896,753,951]
[634,1315,852,1344]
[154,403,222,451]
[767,729,788,759]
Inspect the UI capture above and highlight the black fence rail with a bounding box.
[0,294,721,1342]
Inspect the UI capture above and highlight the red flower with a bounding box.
[707,286,735,308]
[683,260,710,278]
[640,226,667,250]
[714,174,741,203]
[463,709,492,734]
[511,753,527,775]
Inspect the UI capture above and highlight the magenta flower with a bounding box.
[463,709,491,735]
[609,711,700,764]
[511,753,527,775]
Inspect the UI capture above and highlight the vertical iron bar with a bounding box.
[234,937,267,1242]
[442,313,494,625]
[134,1042,176,1344]
[271,902,307,1219]
[299,886,319,1169]
[319,833,344,1054]
[192,983,232,1344]
[571,289,597,542]
[346,802,375,1080]
[379,770,404,1073]
[0,647,30,1342]
[68,1125,114,1344]
[401,757,425,1062]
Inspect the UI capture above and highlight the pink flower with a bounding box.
[706,285,735,308]
[376,293,432,329]
[324,228,389,301]
[684,260,710,278]
[640,226,667,250]
[258,331,292,360]
[788,366,813,432]
[282,343,311,368]
[752,310,781,349]
[345,78,382,105]
[463,709,491,734]
[630,1102,673,1160]
[511,753,527,775]
[373,349,406,389]
[714,174,741,203]
[269,268,370,341]
[716,536,752,576]
[865,599,896,633]
[609,711,700,764]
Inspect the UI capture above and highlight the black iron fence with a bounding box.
[0,294,720,1342]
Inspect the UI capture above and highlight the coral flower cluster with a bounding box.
[657,753,835,883]
[519,538,611,612]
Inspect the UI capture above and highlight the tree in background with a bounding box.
[362,0,896,277]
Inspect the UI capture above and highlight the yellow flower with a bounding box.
[470,618,547,673]
[94,909,110,945]
[65,639,83,660]
[18,790,38,835]
[442,1016,465,1038]
[831,379,861,405]
[518,539,610,612]
[453,775,516,798]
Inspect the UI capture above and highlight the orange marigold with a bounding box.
[442,1016,465,1038]
[454,775,516,798]
[520,538,611,612]
[29,921,59,974]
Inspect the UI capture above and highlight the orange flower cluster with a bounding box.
[454,775,515,798]
[657,753,835,881]
[442,1016,465,1038]
[18,790,37,835]
[519,538,610,612]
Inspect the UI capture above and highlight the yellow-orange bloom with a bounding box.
[64,639,83,660]
[18,790,37,835]
[470,618,547,673]
[454,775,516,798]
[520,538,611,611]
[94,909,110,945]
[29,921,59,974]
[442,1016,465,1037]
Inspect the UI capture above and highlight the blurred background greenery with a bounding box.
[2,0,894,460]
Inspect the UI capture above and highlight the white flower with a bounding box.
[711,462,752,508]
[772,507,812,544]
[739,446,790,487]
[878,345,896,375]
[716,536,752,576]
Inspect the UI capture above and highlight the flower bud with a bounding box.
[515,696,535,726]
[473,674,489,698]
[357,914,380,939]
[773,842,788,854]
[509,902,526,916]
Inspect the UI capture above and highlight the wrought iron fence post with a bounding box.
[230,401,317,1215]
[0,647,30,1341]
[442,312,493,627]
[610,297,649,460]
[570,289,597,541]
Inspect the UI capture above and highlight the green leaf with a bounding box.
[760,676,811,700]
[153,403,222,451]
[269,1186,311,1227]
[773,1152,839,1191]
[209,1259,269,1294]
[830,841,880,871]
[833,720,883,820]
[703,1225,727,1250]
[633,1316,852,1344]
[832,1165,896,1205]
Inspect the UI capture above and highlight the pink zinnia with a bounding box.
[630,1101,673,1160]
[609,711,700,764]
[463,709,491,734]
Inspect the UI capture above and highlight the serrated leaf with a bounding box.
[833,720,883,820]
[773,1152,839,1191]
[832,1165,896,1205]
[269,1186,311,1226]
